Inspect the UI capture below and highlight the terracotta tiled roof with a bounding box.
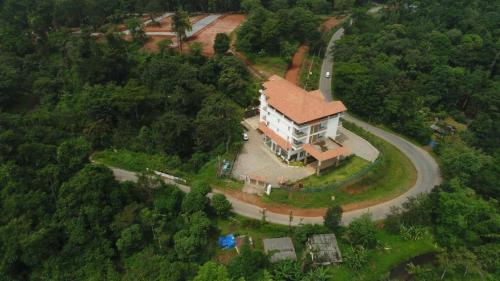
[258,122,293,150]
[302,143,350,162]
[262,75,347,124]
[308,90,326,101]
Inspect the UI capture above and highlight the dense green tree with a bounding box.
[241,0,263,13]
[435,183,499,249]
[228,245,268,280]
[116,224,144,256]
[194,94,243,152]
[125,18,147,43]
[172,9,192,52]
[182,191,209,214]
[56,137,91,176]
[194,261,231,281]
[211,194,232,217]
[214,33,231,54]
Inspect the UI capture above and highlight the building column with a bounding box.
[316,160,321,175]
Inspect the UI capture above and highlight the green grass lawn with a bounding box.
[300,156,371,188]
[246,53,289,77]
[262,122,416,209]
[188,156,244,190]
[330,230,439,281]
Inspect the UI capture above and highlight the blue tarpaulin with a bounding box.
[218,234,236,249]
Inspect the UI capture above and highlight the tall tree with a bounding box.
[214,33,230,54]
[172,9,192,52]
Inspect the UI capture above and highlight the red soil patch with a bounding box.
[321,16,344,31]
[217,187,391,216]
[285,45,309,85]
[216,189,328,217]
[184,14,246,56]
[141,35,177,52]
[144,14,207,33]
[144,16,174,32]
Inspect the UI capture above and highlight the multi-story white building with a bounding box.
[258,75,349,173]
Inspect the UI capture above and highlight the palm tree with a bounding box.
[172,9,192,52]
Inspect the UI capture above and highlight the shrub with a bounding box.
[347,213,378,248]
[344,245,369,270]
[212,194,232,217]
[181,191,208,214]
[323,204,343,230]
[294,224,329,244]
[399,224,425,241]
[192,180,212,195]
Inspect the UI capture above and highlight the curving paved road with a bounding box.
[107,15,441,226]
[318,22,441,224]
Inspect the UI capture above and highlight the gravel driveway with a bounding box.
[232,117,314,186]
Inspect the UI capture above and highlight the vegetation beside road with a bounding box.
[243,52,290,77]
[299,21,346,90]
[300,156,370,188]
[263,121,416,209]
[330,228,438,281]
[93,149,244,189]
[92,149,180,174]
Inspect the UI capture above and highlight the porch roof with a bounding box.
[302,143,350,162]
[258,122,293,150]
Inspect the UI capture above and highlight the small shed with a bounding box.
[263,237,297,263]
[307,234,342,265]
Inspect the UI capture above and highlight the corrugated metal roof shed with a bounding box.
[307,234,342,264]
[263,237,297,263]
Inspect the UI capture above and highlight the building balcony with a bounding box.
[293,138,304,146]
[292,129,307,138]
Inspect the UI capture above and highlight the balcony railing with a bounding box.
[293,139,304,146]
[292,129,307,138]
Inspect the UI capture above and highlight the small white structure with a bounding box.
[258,75,350,174]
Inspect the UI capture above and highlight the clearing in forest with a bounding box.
[184,14,246,56]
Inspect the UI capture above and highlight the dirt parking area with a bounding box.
[185,14,246,56]
[141,35,176,52]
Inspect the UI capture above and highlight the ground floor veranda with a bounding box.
[261,134,350,175]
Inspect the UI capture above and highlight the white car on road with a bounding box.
[325,71,331,78]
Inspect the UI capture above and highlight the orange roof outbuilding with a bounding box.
[262,75,347,124]
[302,144,350,162]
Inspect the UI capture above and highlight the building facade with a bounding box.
[258,75,349,171]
